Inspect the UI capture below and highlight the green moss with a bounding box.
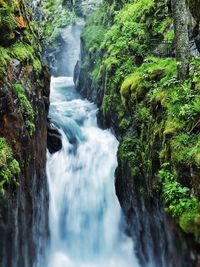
[120,73,142,103]
[0,0,43,80]
[41,0,76,43]
[144,57,177,84]
[156,17,172,35]
[12,83,35,136]
[0,5,17,42]
[164,30,175,42]
[120,57,176,108]
[0,46,11,78]
[11,42,42,72]
[171,134,200,166]
[33,58,42,72]
[82,23,106,51]
[180,209,200,243]
[164,118,184,136]
[118,135,141,176]
[0,137,20,196]
[119,118,131,131]
[80,0,170,109]
[0,41,42,81]
[11,42,34,61]
[101,94,112,117]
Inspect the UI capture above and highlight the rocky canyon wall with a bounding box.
[74,0,200,266]
[0,1,50,266]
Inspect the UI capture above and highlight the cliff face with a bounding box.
[115,162,196,267]
[74,0,200,266]
[0,1,50,266]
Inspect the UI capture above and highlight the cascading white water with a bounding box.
[46,24,140,267]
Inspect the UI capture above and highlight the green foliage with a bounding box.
[157,164,200,242]
[0,46,11,78]
[11,42,42,72]
[0,0,43,81]
[41,0,76,43]
[120,57,177,108]
[118,135,141,176]
[171,134,200,166]
[80,0,170,133]
[120,72,142,104]
[157,166,196,215]
[0,137,20,196]
[82,8,106,51]
[0,4,17,42]
[164,30,175,42]
[80,0,200,242]
[101,94,112,116]
[11,42,33,61]
[12,83,35,136]
[180,210,200,243]
[33,58,42,72]
[163,118,184,135]
[0,40,42,81]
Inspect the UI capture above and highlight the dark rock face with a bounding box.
[43,34,66,77]
[74,38,105,107]
[188,1,200,54]
[193,24,200,53]
[74,59,93,100]
[0,1,51,264]
[0,63,50,267]
[115,162,198,267]
[47,120,62,154]
[188,0,200,23]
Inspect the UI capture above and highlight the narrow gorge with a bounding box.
[0,1,200,267]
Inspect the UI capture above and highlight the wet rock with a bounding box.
[193,24,200,53]
[0,2,50,266]
[74,38,104,106]
[188,0,200,23]
[0,70,50,267]
[115,160,198,267]
[149,68,165,82]
[47,120,62,154]
[40,65,51,113]
[134,55,144,67]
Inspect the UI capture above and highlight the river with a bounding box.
[45,24,141,267]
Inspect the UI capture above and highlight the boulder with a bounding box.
[47,120,62,154]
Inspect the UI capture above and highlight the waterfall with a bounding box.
[45,24,141,267]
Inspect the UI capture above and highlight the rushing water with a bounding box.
[46,24,140,267]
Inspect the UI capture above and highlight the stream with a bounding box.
[45,24,141,267]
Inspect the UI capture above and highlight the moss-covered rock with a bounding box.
[180,209,200,243]
[0,137,20,196]
[0,1,50,266]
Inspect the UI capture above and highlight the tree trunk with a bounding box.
[171,0,190,80]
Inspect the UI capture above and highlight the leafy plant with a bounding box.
[0,137,20,196]
[12,83,35,136]
[157,164,199,218]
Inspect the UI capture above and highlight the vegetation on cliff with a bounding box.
[40,0,76,43]
[0,0,48,196]
[0,138,20,196]
[76,0,200,244]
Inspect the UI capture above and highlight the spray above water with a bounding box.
[46,25,140,267]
